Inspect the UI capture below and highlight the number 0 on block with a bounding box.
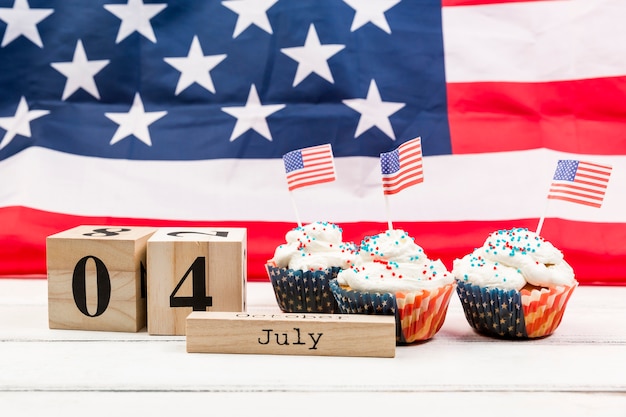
[146,227,247,335]
[47,226,156,332]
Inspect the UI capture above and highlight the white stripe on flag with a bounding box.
[1,147,625,222]
[442,0,626,83]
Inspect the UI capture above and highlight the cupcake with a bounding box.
[329,229,456,344]
[452,227,578,339]
[265,221,356,313]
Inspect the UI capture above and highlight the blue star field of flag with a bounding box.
[380,148,401,175]
[552,160,579,181]
[282,149,306,173]
[0,0,451,161]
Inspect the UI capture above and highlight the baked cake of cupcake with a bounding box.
[265,221,356,313]
[452,227,578,339]
[329,229,456,344]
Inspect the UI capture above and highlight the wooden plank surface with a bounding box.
[1,279,625,416]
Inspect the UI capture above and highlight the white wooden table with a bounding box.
[1,279,625,416]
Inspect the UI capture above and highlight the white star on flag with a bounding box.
[221,84,285,142]
[0,0,53,47]
[50,40,110,100]
[164,35,227,95]
[280,24,345,87]
[343,79,405,140]
[0,96,49,150]
[104,0,167,44]
[105,93,167,146]
[222,0,278,38]
[342,0,401,34]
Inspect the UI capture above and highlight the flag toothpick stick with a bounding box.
[535,199,550,236]
[289,192,302,228]
[380,137,424,230]
[384,196,393,231]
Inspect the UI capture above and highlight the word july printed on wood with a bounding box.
[257,327,323,350]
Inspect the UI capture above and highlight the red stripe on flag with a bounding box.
[574,173,610,185]
[576,161,614,177]
[382,167,424,190]
[570,177,609,188]
[286,167,335,184]
[547,195,602,208]
[442,0,552,6]
[4,206,626,286]
[381,160,423,182]
[548,183,605,197]
[447,77,626,155]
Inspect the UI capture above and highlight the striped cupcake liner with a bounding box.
[455,280,577,339]
[520,283,578,338]
[265,264,341,313]
[395,283,456,343]
[329,279,456,344]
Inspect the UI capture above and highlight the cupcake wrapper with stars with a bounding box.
[456,280,577,339]
[329,279,455,344]
[265,264,341,313]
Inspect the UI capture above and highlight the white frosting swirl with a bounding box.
[269,221,356,271]
[336,229,453,292]
[452,228,576,290]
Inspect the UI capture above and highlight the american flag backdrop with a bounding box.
[1,0,625,285]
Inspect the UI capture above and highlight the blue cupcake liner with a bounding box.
[455,280,528,338]
[265,264,341,313]
[328,279,408,343]
[328,279,397,314]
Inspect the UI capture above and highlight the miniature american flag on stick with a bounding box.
[548,160,612,208]
[283,144,336,191]
[380,137,423,195]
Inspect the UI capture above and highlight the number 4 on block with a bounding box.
[146,227,247,336]
[47,226,157,332]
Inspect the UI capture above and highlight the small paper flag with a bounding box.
[283,144,336,191]
[380,137,423,195]
[548,159,612,208]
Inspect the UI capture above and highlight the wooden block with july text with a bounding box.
[47,225,157,332]
[147,227,246,335]
[186,312,396,358]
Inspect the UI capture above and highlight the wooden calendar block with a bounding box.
[186,312,396,358]
[147,227,246,335]
[47,226,157,332]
